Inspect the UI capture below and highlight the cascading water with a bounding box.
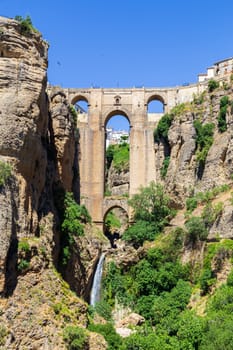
[90,253,105,306]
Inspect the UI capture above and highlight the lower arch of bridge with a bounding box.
[103,205,129,248]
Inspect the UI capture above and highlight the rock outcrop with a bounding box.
[155,83,233,211]
[107,164,129,196]
[0,16,104,349]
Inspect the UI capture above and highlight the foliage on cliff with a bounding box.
[14,15,39,35]
[106,139,129,172]
[122,182,174,247]
[0,160,12,186]
[61,192,91,265]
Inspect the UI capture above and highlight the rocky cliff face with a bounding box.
[0,17,105,349]
[153,80,233,250]
[107,164,129,196]
[155,84,233,209]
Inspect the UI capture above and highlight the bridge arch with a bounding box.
[103,202,129,248]
[71,95,89,110]
[147,94,165,105]
[147,94,166,114]
[103,108,131,128]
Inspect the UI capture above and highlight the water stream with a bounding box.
[90,253,105,306]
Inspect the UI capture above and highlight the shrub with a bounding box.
[18,240,30,253]
[61,192,91,265]
[105,211,121,232]
[14,15,38,35]
[218,96,229,132]
[200,268,216,294]
[63,326,88,350]
[160,156,170,178]
[193,120,214,163]
[106,142,129,172]
[186,197,198,213]
[69,105,78,124]
[0,161,12,186]
[62,192,91,237]
[88,323,122,350]
[227,269,233,286]
[18,259,30,272]
[208,79,219,92]
[170,103,187,116]
[154,113,173,143]
[0,325,7,346]
[93,300,112,321]
[185,216,208,243]
[201,202,223,228]
[122,220,157,248]
[193,92,206,105]
[152,279,191,329]
[128,181,171,224]
[177,310,204,349]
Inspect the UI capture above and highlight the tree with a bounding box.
[122,220,157,248]
[185,216,208,243]
[128,181,171,224]
[63,326,88,350]
[122,182,173,247]
[208,79,219,92]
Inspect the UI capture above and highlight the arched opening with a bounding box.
[147,95,165,114]
[71,96,89,124]
[104,206,129,248]
[104,112,130,197]
[75,99,88,113]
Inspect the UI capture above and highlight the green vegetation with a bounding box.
[201,202,223,228]
[61,192,91,265]
[62,192,91,236]
[160,156,170,178]
[193,91,206,105]
[88,323,122,350]
[154,113,173,143]
[92,180,233,350]
[63,326,88,350]
[14,15,39,35]
[186,196,198,213]
[106,140,129,172]
[185,216,208,243]
[193,120,214,164]
[122,182,173,247]
[208,79,219,92]
[0,325,8,346]
[186,184,230,213]
[218,95,229,132]
[17,259,30,272]
[0,161,12,186]
[98,230,196,349]
[69,105,78,124]
[17,239,31,272]
[105,211,121,232]
[18,239,30,253]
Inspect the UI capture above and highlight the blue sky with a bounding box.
[1,0,233,129]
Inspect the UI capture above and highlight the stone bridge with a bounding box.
[50,83,207,228]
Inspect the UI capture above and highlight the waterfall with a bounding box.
[90,253,105,306]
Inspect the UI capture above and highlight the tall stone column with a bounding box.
[79,91,105,225]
